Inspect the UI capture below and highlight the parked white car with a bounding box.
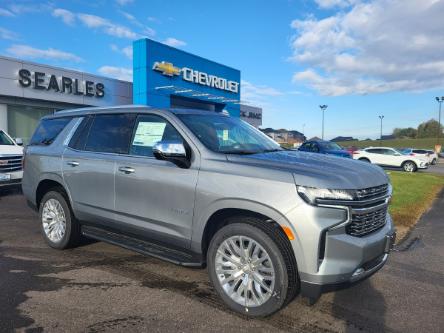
[426,150,439,165]
[353,147,429,172]
[0,129,23,188]
[400,148,436,165]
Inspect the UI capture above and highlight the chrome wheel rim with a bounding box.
[215,235,275,307]
[42,198,66,243]
[404,163,414,172]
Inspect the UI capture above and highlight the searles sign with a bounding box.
[18,69,105,98]
[153,61,239,94]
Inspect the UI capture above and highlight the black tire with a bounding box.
[358,157,371,163]
[431,158,437,165]
[39,189,80,249]
[207,217,299,317]
[402,160,417,172]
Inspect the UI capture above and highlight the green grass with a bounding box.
[388,171,444,240]
[336,137,443,150]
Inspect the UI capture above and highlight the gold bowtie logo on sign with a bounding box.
[152,61,181,77]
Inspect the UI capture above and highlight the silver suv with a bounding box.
[22,106,396,316]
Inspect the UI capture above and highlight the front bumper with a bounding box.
[300,230,396,299]
[0,170,23,188]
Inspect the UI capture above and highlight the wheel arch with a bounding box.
[194,199,299,264]
[35,174,70,209]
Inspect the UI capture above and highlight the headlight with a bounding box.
[297,185,355,205]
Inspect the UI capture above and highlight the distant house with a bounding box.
[331,136,356,142]
[380,135,395,140]
[260,128,306,145]
[308,136,321,141]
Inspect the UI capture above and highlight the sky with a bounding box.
[0,0,443,140]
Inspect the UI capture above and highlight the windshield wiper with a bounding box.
[261,148,284,153]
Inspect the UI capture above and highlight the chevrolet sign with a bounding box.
[153,61,239,94]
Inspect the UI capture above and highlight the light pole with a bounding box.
[302,123,306,136]
[379,115,384,140]
[319,105,328,140]
[436,97,444,145]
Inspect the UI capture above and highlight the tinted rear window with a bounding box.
[84,114,136,154]
[29,117,72,146]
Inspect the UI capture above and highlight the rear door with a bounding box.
[62,113,136,224]
[114,113,199,248]
[365,148,384,164]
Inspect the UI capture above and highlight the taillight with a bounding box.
[353,151,360,154]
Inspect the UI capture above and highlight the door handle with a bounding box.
[67,161,79,167]
[118,166,135,174]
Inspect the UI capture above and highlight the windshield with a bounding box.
[176,114,282,154]
[0,130,15,145]
[319,141,342,151]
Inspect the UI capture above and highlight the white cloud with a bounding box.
[290,0,444,96]
[77,13,138,39]
[241,80,284,106]
[116,0,134,5]
[163,37,186,48]
[147,16,160,23]
[98,66,133,81]
[314,0,358,9]
[110,44,133,59]
[52,8,75,25]
[0,8,15,17]
[0,27,18,40]
[7,44,84,62]
[142,27,156,37]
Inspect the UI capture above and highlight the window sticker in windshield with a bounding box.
[133,122,166,147]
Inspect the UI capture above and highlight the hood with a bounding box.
[227,150,389,189]
[0,145,23,156]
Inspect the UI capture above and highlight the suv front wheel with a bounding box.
[207,218,299,317]
[39,189,80,249]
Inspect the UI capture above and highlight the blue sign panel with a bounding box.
[133,38,241,116]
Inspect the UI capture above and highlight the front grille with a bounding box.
[0,155,23,173]
[347,206,387,237]
[355,184,388,201]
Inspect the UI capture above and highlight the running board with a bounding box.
[81,225,203,267]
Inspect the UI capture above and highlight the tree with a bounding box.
[393,127,417,138]
[417,119,443,138]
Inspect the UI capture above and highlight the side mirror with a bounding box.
[15,138,23,146]
[152,141,190,168]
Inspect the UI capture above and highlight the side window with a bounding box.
[312,143,320,152]
[29,117,72,146]
[130,114,183,157]
[366,149,380,154]
[68,116,92,150]
[383,149,396,155]
[85,114,136,154]
[299,143,308,151]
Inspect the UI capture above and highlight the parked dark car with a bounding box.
[298,140,352,158]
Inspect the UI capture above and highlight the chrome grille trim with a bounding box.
[355,184,388,201]
[347,205,388,237]
[0,155,23,173]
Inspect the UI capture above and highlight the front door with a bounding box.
[114,114,199,248]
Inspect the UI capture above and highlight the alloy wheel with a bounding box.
[42,198,67,243]
[215,235,275,307]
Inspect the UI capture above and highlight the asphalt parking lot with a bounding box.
[1,190,443,333]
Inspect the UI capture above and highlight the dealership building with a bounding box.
[0,38,262,144]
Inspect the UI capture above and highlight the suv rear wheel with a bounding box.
[39,189,80,249]
[207,218,299,317]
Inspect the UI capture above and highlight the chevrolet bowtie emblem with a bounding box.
[152,61,181,77]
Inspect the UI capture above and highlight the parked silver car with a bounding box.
[22,106,396,316]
